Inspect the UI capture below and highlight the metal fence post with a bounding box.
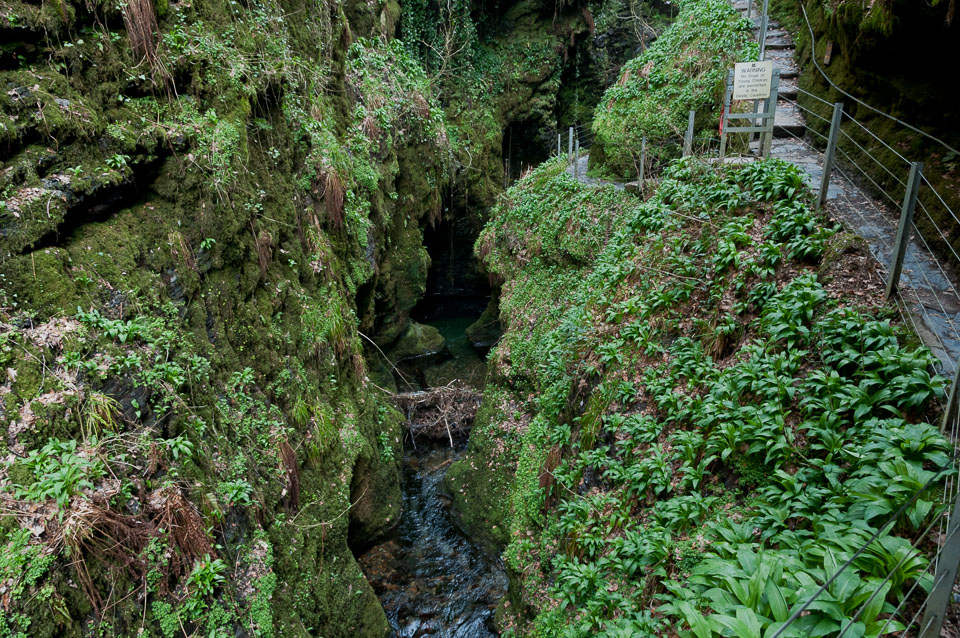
[817,102,844,210]
[759,0,769,60]
[760,70,779,158]
[639,136,646,183]
[920,481,960,638]
[684,110,695,156]
[568,127,573,165]
[747,0,752,20]
[719,70,734,159]
[557,133,561,158]
[759,13,768,60]
[942,363,960,434]
[574,138,580,179]
[885,162,923,299]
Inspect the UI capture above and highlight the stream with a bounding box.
[358,313,507,637]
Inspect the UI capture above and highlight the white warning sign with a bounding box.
[733,61,774,100]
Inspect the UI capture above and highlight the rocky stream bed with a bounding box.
[359,312,506,637]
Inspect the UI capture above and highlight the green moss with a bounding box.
[0,0,464,632]
[465,295,502,350]
[388,321,445,360]
[589,0,757,178]
[466,157,949,634]
[445,388,517,553]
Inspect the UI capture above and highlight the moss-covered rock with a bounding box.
[444,390,517,554]
[388,321,446,361]
[0,0,456,634]
[589,0,756,178]
[465,295,503,351]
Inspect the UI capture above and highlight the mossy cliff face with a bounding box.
[0,0,455,634]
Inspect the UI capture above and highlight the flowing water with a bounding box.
[359,313,507,637]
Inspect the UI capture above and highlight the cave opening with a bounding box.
[501,119,554,183]
[411,204,491,323]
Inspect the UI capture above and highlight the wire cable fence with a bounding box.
[558,116,723,186]
[737,61,960,638]
[685,7,960,622]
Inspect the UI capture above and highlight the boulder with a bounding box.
[465,296,502,353]
[389,320,446,361]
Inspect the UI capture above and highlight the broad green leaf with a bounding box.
[765,580,788,622]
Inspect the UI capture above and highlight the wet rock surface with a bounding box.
[358,445,507,638]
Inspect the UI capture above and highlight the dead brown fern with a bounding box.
[279,439,300,511]
[122,0,160,67]
[351,352,366,379]
[582,7,595,34]
[147,485,215,566]
[361,115,381,141]
[168,231,196,271]
[249,222,273,275]
[428,198,443,228]
[321,169,345,229]
[538,444,562,510]
[412,92,431,119]
[58,493,157,612]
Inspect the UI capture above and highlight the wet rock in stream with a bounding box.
[359,445,507,637]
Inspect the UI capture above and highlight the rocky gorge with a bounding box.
[1,0,959,634]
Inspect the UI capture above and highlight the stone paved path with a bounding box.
[565,153,625,190]
[729,0,960,375]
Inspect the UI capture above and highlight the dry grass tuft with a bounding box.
[321,169,345,229]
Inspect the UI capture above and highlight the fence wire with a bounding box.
[759,74,960,637]
[691,15,960,621]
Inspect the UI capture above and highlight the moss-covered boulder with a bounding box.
[589,0,756,178]
[388,321,446,361]
[444,390,517,554]
[465,296,503,352]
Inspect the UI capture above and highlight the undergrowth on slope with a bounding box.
[475,157,949,637]
[589,0,757,179]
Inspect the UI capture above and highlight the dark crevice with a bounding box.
[413,205,490,322]
[25,156,165,253]
[501,119,553,183]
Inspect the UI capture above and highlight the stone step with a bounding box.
[778,79,799,99]
[774,99,805,138]
[766,50,800,79]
